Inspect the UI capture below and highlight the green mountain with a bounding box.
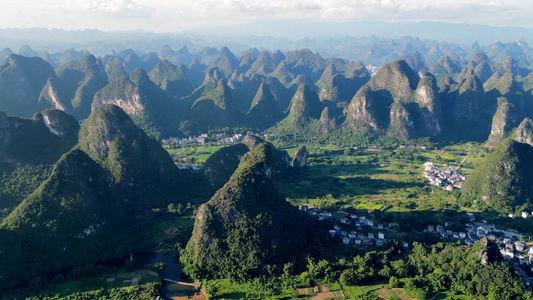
[92,73,174,140]
[0,109,79,210]
[70,55,109,119]
[78,104,178,203]
[246,83,285,128]
[208,47,239,78]
[0,109,79,166]
[429,55,463,79]
[190,79,241,130]
[1,149,125,288]
[203,134,291,190]
[202,143,250,189]
[0,54,56,117]
[319,73,368,113]
[181,143,311,280]
[461,139,533,213]
[148,60,193,98]
[104,56,127,82]
[367,60,419,103]
[235,74,292,113]
[246,50,277,75]
[3,149,122,233]
[270,60,295,87]
[271,84,324,135]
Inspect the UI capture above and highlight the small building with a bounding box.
[402,241,409,248]
[378,223,384,230]
[343,237,351,244]
[477,227,487,238]
[334,224,341,231]
[424,162,434,171]
[509,213,516,219]
[459,232,466,239]
[368,233,374,239]
[522,211,530,219]
[366,220,374,227]
[428,225,435,232]
[378,232,385,239]
[329,230,336,237]
[355,238,362,245]
[515,242,525,252]
[299,204,310,212]
[376,240,384,247]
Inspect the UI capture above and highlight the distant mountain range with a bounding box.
[2,22,533,61]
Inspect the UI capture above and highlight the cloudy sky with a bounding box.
[1,0,532,32]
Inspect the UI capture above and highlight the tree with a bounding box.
[153,262,166,277]
[389,276,402,288]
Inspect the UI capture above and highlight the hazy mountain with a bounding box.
[0,54,56,117]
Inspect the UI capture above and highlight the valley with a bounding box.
[1,35,533,299]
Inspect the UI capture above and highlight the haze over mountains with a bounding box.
[3,22,533,61]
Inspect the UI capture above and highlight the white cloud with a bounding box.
[0,0,532,31]
[64,0,148,18]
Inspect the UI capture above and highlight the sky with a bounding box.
[1,0,532,32]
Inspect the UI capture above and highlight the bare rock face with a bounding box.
[92,77,146,115]
[344,85,380,133]
[388,103,415,140]
[414,74,441,136]
[32,109,79,138]
[513,118,533,146]
[292,145,308,168]
[488,98,519,144]
[318,107,337,134]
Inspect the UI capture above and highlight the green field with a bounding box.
[166,145,223,164]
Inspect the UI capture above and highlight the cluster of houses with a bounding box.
[299,205,406,248]
[423,161,466,190]
[162,132,279,149]
[509,211,533,219]
[427,213,533,270]
[161,134,209,148]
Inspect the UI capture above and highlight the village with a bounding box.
[422,161,466,190]
[299,202,533,289]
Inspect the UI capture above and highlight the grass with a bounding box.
[277,144,476,216]
[343,281,389,298]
